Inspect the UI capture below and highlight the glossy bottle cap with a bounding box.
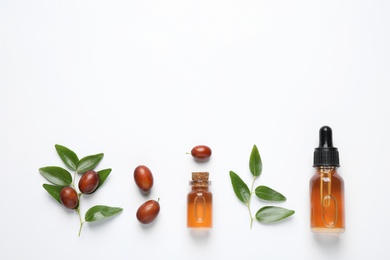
[313,126,340,167]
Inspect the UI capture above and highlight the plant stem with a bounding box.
[247,176,257,228]
[73,171,77,186]
[250,176,257,194]
[76,208,84,237]
[73,171,84,237]
[247,203,254,228]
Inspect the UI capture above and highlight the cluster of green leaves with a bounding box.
[39,144,123,236]
[229,145,295,228]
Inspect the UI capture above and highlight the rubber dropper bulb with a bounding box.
[319,126,333,148]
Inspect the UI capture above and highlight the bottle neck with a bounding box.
[189,180,211,190]
[191,186,209,191]
[315,166,338,174]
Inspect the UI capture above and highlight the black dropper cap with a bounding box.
[313,126,340,167]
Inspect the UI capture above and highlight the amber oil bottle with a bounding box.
[187,172,212,229]
[310,126,345,233]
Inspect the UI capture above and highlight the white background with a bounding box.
[1,0,390,259]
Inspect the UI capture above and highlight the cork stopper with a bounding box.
[192,172,209,181]
[189,172,211,186]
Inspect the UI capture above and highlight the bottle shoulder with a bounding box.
[188,188,212,194]
[310,170,344,184]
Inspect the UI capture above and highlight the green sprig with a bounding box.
[229,144,295,228]
[39,144,122,236]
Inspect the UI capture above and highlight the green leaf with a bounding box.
[229,171,250,204]
[39,166,72,186]
[255,206,295,223]
[249,145,262,177]
[55,144,79,171]
[255,185,286,201]
[84,205,123,222]
[77,153,104,174]
[96,168,111,190]
[43,184,63,204]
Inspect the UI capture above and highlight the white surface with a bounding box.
[1,0,390,259]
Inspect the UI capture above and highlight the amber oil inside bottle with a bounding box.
[310,167,345,233]
[187,172,212,229]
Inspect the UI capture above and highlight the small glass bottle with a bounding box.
[310,126,345,233]
[187,172,212,229]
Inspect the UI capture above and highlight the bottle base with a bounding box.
[187,226,212,229]
[311,227,345,233]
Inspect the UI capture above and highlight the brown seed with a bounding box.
[78,170,99,194]
[136,199,160,224]
[60,187,79,209]
[134,165,154,193]
[191,145,212,161]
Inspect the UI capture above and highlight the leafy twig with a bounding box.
[39,145,123,236]
[229,145,295,228]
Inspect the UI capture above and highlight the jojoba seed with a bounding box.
[136,199,160,224]
[60,187,79,209]
[78,170,99,194]
[134,165,154,193]
[191,145,212,161]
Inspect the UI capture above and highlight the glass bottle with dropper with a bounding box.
[310,126,345,233]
